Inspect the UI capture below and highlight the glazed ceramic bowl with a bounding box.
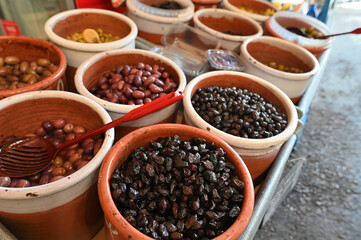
[0,90,115,240]
[45,8,138,92]
[192,0,222,11]
[265,11,332,59]
[98,123,254,240]
[74,49,187,140]
[183,71,299,180]
[126,0,194,45]
[240,36,319,103]
[223,0,278,25]
[0,35,67,99]
[193,8,263,52]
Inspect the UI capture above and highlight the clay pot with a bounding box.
[223,0,278,25]
[0,36,67,99]
[193,8,263,52]
[44,8,137,93]
[183,71,299,180]
[126,0,194,45]
[265,11,332,59]
[0,91,115,240]
[240,36,319,103]
[192,0,222,11]
[98,123,254,240]
[74,49,187,141]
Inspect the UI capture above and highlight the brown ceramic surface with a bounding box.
[0,94,112,240]
[0,184,102,240]
[186,73,293,180]
[228,0,277,13]
[0,97,104,139]
[67,65,78,93]
[98,123,254,240]
[246,42,312,72]
[265,18,328,59]
[52,12,131,40]
[0,36,67,99]
[114,111,178,141]
[192,0,222,11]
[199,16,260,36]
[138,30,164,45]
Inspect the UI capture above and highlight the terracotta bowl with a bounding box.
[0,90,115,240]
[126,0,194,45]
[44,8,138,92]
[183,71,299,180]
[98,123,254,240]
[240,36,319,103]
[192,0,222,11]
[265,11,332,59]
[193,8,263,52]
[74,49,187,141]
[0,35,67,99]
[223,0,278,24]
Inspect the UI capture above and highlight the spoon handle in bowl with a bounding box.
[55,91,184,153]
[315,27,361,39]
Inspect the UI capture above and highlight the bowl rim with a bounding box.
[183,70,298,149]
[0,90,115,199]
[265,11,332,49]
[98,123,254,240]
[193,8,263,41]
[44,8,138,52]
[222,0,278,22]
[126,0,195,23]
[240,36,320,80]
[0,35,67,98]
[74,48,187,113]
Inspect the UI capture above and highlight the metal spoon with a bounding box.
[0,91,183,178]
[313,27,361,39]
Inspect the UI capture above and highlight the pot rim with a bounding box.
[240,36,320,80]
[126,0,194,23]
[74,48,187,113]
[0,35,67,98]
[98,123,254,240]
[265,11,332,49]
[223,0,278,22]
[193,8,263,41]
[44,8,138,52]
[0,90,114,199]
[183,71,298,149]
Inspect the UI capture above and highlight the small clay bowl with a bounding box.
[45,8,138,92]
[265,11,332,59]
[74,49,187,140]
[183,71,299,180]
[0,90,114,240]
[98,123,254,240]
[223,0,278,24]
[193,8,263,52]
[126,0,194,45]
[240,36,319,103]
[0,35,67,99]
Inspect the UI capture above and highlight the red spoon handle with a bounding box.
[315,27,361,39]
[56,91,183,153]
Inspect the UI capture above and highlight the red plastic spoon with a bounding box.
[0,91,184,177]
[314,27,361,39]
